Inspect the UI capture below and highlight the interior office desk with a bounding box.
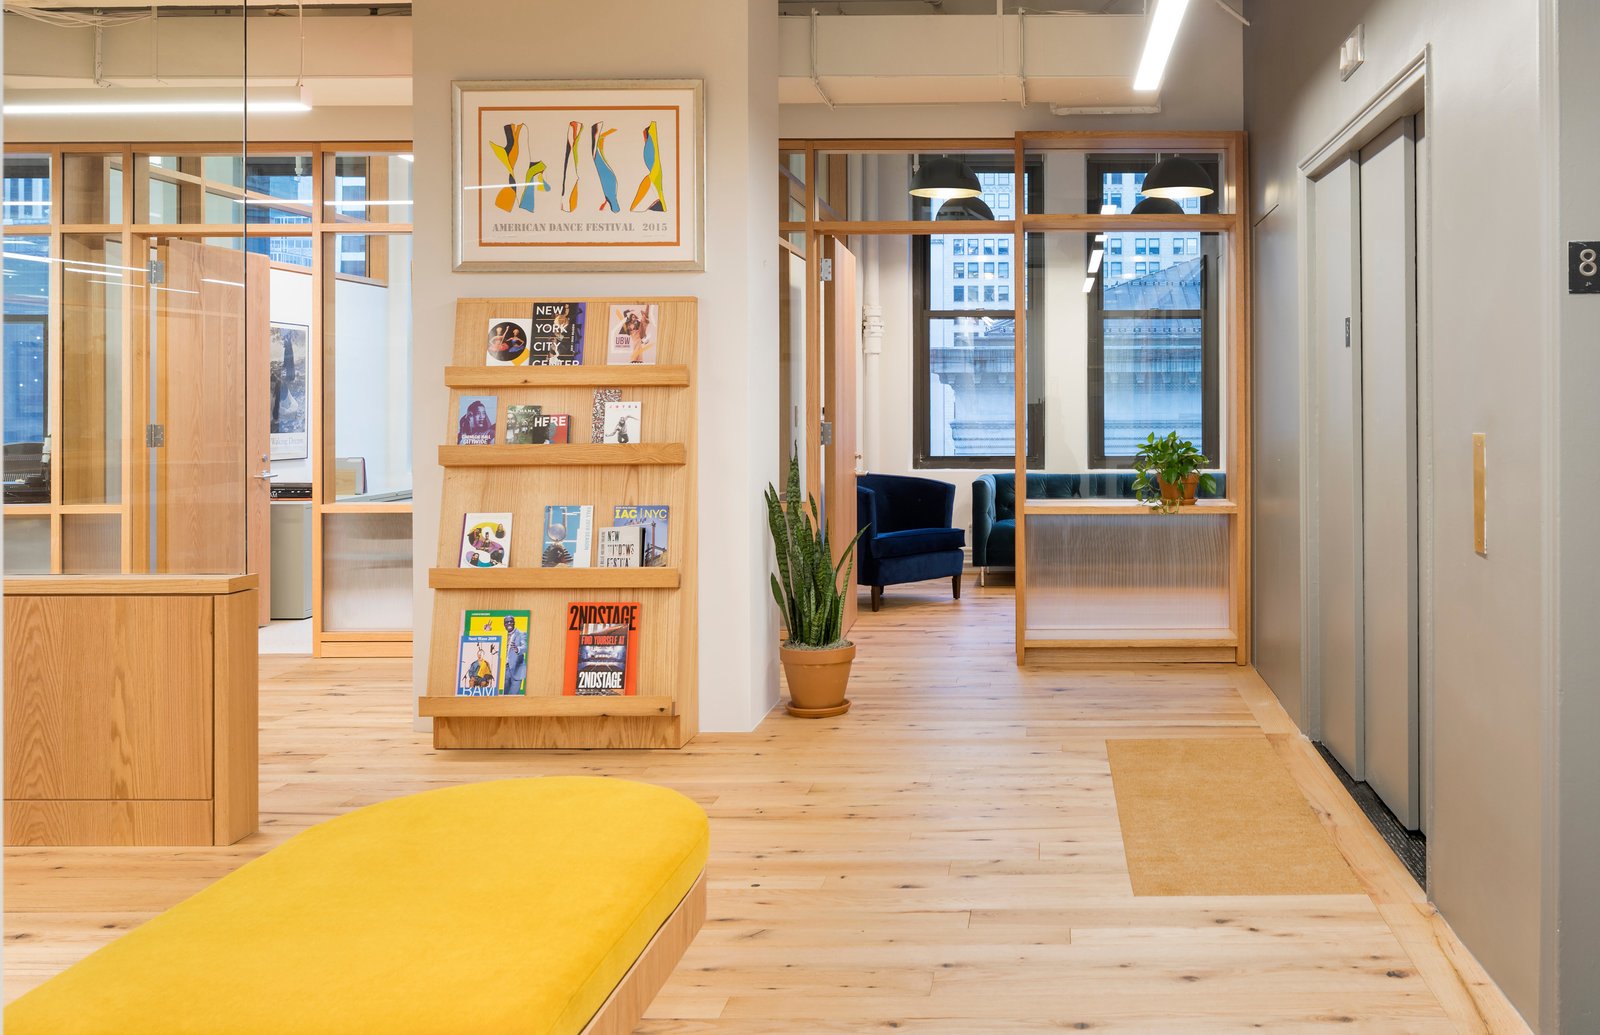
[4,574,259,846]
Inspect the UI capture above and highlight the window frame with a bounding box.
[911,155,1044,471]
[1085,154,1221,469]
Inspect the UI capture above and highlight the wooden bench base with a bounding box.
[582,871,706,1034]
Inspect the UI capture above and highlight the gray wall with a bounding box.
[410,0,782,733]
[1548,1,1600,1028]
[1245,0,1549,1025]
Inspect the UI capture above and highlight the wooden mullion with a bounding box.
[47,146,65,572]
[310,145,328,656]
[1012,134,1027,665]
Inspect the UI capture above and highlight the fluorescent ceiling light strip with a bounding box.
[202,278,246,288]
[323,200,413,207]
[398,154,415,163]
[1087,249,1104,275]
[1082,276,1098,294]
[1134,0,1191,92]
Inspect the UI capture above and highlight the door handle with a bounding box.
[255,470,278,481]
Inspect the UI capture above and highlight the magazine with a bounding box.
[486,318,532,366]
[541,504,594,568]
[611,504,669,567]
[605,303,659,365]
[527,302,585,366]
[456,633,503,696]
[505,405,570,445]
[591,389,620,444]
[602,400,642,444]
[562,601,641,696]
[462,609,531,696]
[456,395,498,445]
[597,525,645,568]
[458,512,513,568]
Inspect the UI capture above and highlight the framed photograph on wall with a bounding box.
[268,322,310,461]
[453,79,704,271]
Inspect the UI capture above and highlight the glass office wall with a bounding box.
[3,7,248,577]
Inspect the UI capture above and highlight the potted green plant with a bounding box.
[1131,431,1218,514]
[764,451,867,718]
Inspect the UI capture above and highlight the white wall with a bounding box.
[1246,0,1549,1025]
[411,0,781,733]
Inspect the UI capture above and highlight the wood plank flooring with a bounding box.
[4,576,1530,1033]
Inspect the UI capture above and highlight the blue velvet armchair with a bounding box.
[856,474,966,612]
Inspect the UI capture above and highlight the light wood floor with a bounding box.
[5,576,1531,1033]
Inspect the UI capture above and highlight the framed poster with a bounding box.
[268,322,310,461]
[453,79,704,271]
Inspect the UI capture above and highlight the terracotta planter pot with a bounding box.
[780,641,855,718]
[1157,472,1200,506]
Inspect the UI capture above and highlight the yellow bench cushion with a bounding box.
[7,776,709,1035]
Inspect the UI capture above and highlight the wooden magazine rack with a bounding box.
[419,297,698,749]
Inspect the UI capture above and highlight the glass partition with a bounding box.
[4,7,248,576]
[327,232,413,502]
[1022,146,1231,215]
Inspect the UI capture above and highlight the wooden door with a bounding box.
[823,236,859,634]
[152,240,271,622]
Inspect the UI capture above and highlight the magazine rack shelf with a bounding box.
[427,567,682,591]
[444,365,691,389]
[437,443,687,468]
[422,296,698,750]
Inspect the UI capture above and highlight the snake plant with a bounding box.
[765,451,866,648]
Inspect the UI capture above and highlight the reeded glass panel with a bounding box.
[63,153,124,225]
[322,512,413,630]
[1024,513,1230,633]
[62,513,120,574]
[61,234,125,504]
[326,153,413,225]
[328,233,412,500]
[5,515,51,573]
[3,154,51,226]
[4,235,51,504]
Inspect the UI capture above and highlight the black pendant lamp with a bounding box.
[1140,155,1214,200]
[934,195,995,221]
[910,157,982,200]
[1130,195,1185,215]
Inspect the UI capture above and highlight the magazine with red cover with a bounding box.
[562,601,641,696]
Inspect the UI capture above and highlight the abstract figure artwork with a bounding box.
[591,123,621,214]
[560,120,582,212]
[454,79,703,270]
[630,121,667,213]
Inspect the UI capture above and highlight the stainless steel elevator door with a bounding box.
[1357,116,1421,830]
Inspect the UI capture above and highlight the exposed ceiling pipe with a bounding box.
[809,8,837,109]
[1017,8,1029,107]
[1050,103,1162,115]
[1211,0,1248,25]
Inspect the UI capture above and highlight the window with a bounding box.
[953,239,965,256]
[911,155,1043,469]
[953,263,965,280]
[1086,154,1221,467]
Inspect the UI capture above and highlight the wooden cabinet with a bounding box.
[4,574,259,846]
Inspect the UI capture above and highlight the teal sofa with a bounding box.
[971,472,1227,582]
